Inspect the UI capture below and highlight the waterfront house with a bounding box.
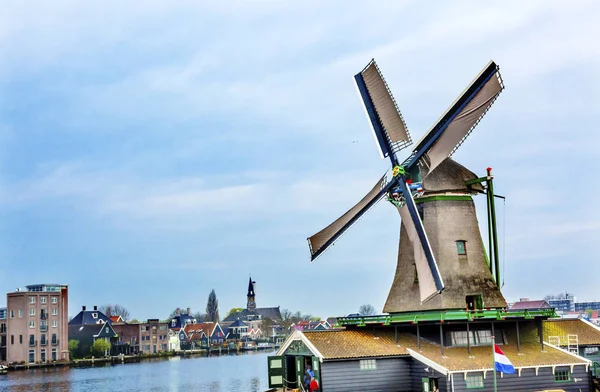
[182,324,207,349]
[6,284,69,364]
[138,319,169,354]
[109,315,125,323]
[168,329,180,351]
[168,308,196,330]
[227,319,249,340]
[111,322,139,355]
[68,320,117,358]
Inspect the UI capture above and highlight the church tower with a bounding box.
[247,277,256,311]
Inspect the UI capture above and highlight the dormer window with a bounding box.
[456,240,467,255]
[171,320,176,327]
[92,313,98,319]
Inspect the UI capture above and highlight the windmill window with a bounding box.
[456,240,467,255]
[554,369,571,382]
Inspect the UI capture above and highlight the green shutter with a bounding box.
[267,355,285,388]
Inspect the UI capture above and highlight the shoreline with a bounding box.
[3,346,276,373]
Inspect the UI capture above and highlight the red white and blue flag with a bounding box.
[494,344,516,374]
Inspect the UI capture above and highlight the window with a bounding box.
[18,310,23,318]
[29,308,36,316]
[41,349,46,362]
[171,320,176,327]
[554,369,571,382]
[29,320,35,328]
[466,295,483,311]
[11,335,14,345]
[29,350,35,363]
[52,334,57,345]
[52,348,57,361]
[10,310,14,318]
[456,240,467,255]
[451,330,475,346]
[29,334,35,345]
[51,297,58,304]
[52,308,58,316]
[584,347,599,356]
[29,296,36,304]
[52,320,58,328]
[91,313,98,319]
[475,330,492,345]
[359,359,377,370]
[19,335,23,344]
[40,334,46,345]
[466,374,484,388]
[40,297,47,304]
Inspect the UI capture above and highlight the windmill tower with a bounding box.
[308,60,507,313]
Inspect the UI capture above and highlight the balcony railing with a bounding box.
[52,339,59,346]
[29,340,37,347]
[40,313,47,320]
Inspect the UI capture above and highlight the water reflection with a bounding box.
[0,350,274,392]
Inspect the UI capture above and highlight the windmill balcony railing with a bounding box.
[337,308,557,327]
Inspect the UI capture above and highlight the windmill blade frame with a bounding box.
[395,176,444,302]
[355,59,412,165]
[403,60,504,177]
[308,174,394,262]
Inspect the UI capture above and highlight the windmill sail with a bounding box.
[308,175,390,261]
[409,61,504,177]
[396,179,444,303]
[355,60,412,160]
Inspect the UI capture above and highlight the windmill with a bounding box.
[307,59,508,312]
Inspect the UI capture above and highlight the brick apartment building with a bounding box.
[112,318,170,355]
[6,284,69,363]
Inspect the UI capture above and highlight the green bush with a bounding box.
[90,339,111,357]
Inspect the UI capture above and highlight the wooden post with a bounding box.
[417,324,421,350]
[516,321,521,352]
[467,322,471,355]
[395,326,398,344]
[440,323,444,356]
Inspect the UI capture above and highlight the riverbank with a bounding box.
[4,346,272,372]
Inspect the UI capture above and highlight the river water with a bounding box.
[0,350,274,392]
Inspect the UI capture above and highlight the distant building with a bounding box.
[575,301,600,312]
[509,299,551,311]
[111,322,139,355]
[139,319,169,354]
[168,307,197,330]
[0,307,6,362]
[222,277,282,336]
[6,284,69,363]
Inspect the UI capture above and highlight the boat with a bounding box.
[0,365,7,375]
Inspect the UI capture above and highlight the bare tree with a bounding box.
[280,309,293,321]
[99,304,130,321]
[358,304,376,316]
[205,289,220,322]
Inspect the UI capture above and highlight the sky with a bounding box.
[1,1,599,320]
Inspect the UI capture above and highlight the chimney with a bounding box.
[94,305,98,311]
[187,307,190,315]
[176,308,181,316]
[82,306,86,311]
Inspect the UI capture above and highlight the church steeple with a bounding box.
[247,277,256,311]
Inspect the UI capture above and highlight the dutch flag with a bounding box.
[494,344,516,374]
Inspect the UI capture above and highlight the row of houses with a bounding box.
[1,278,323,363]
